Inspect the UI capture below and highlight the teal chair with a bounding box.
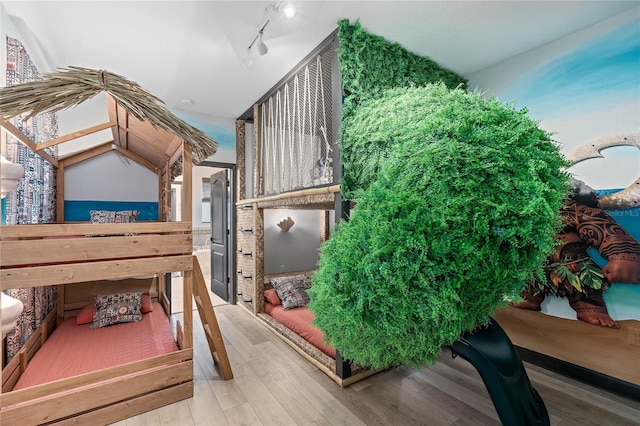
[451,320,550,426]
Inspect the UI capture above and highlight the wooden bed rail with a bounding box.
[2,310,57,393]
[0,221,192,239]
[1,350,194,425]
[0,223,195,290]
[1,255,194,289]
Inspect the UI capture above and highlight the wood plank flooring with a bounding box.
[112,303,640,426]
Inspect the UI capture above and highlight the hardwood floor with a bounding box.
[112,303,640,426]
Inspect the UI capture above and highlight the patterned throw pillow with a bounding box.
[270,275,312,310]
[91,292,143,329]
[89,210,139,224]
[78,293,153,325]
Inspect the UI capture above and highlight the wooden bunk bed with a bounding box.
[0,67,231,424]
[1,223,195,425]
[236,187,378,387]
[232,32,382,387]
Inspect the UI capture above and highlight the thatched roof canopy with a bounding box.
[0,66,218,171]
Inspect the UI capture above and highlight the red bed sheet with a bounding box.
[265,302,336,358]
[13,302,178,390]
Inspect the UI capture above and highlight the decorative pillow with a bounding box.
[90,292,143,329]
[89,210,139,224]
[140,293,154,313]
[270,275,311,310]
[77,302,96,325]
[264,288,282,306]
[78,293,153,325]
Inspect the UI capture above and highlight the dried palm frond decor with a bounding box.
[0,66,218,167]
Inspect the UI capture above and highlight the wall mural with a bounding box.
[174,111,237,165]
[501,18,640,324]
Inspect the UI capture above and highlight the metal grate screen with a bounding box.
[258,49,334,196]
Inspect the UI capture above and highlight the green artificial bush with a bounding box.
[337,19,467,197]
[308,84,570,369]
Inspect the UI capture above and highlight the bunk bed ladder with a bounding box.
[192,257,234,380]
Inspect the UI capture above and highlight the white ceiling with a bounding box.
[1,1,637,121]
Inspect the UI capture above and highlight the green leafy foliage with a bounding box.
[337,19,466,105]
[337,19,468,197]
[308,85,570,369]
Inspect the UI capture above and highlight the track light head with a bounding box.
[256,31,268,56]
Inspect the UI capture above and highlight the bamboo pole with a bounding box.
[235,119,246,201]
[237,184,340,206]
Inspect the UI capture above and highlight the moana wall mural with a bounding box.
[468,8,640,387]
[471,12,640,322]
[510,177,640,329]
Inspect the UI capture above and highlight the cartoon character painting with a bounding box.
[510,179,640,327]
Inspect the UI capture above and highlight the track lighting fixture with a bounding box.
[256,31,268,56]
[246,2,296,58]
[248,20,270,56]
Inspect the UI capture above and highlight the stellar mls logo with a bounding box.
[608,209,640,217]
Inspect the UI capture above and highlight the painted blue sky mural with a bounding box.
[508,19,640,119]
[173,111,236,151]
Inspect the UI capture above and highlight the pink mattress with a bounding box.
[265,302,336,358]
[14,302,178,390]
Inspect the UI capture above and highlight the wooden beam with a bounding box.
[182,142,192,222]
[114,145,159,173]
[1,234,193,267]
[165,135,183,158]
[163,161,171,221]
[165,161,172,221]
[157,169,163,221]
[237,184,341,205]
[0,119,58,167]
[0,362,193,425]
[117,102,128,149]
[59,142,111,167]
[56,163,65,223]
[107,95,126,149]
[169,142,183,168]
[1,255,194,289]
[36,121,114,150]
[193,257,233,380]
[56,140,159,174]
[1,350,192,406]
[123,108,129,150]
[0,221,192,239]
